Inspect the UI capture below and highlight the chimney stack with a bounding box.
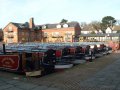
[29,17,35,29]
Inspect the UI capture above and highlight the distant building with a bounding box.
[79,25,120,42]
[105,25,120,34]
[81,25,101,34]
[3,18,42,43]
[105,27,112,34]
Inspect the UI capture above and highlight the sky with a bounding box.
[0,0,120,28]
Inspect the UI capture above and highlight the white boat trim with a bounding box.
[92,56,95,59]
[55,64,73,69]
[85,56,91,60]
[72,59,86,64]
[103,52,107,55]
[95,53,103,57]
[108,50,112,53]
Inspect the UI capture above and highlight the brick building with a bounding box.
[3,18,81,43]
[40,22,81,42]
[3,18,42,43]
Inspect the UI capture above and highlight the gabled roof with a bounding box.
[3,20,79,30]
[106,27,112,30]
[112,25,120,31]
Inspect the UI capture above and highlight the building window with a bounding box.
[8,38,13,43]
[22,32,24,35]
[43,32,48,37]
[8,26,13,32]
[56,24,62,28]
[63,24,68,28]
[52,32,61,38]
[65,32,72,42]
[42,25,47,29]
[22,38,25,41]
[65,32,72,35]
[14,32,17,35]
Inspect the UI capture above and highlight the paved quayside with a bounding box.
[0,52,120,90]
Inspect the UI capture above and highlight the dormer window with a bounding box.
[42,25,47,29]
[63,24,68,28]
[56,24,61,28]
[19,25,25,28]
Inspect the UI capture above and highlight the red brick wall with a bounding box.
[3,23,33,43]
[3,22,81,43]
[42,27,76,42]
[3,23,18,43]
[18,28,30,42]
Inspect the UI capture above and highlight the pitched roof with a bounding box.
[112,25,120,31]
[11,22,29,29]
[0,28,2,32]
[9,21,79,30]
[81,25,96,31]
[36,22,79,29]
[67,22,79,27]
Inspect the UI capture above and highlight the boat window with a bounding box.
[26,53,32,58]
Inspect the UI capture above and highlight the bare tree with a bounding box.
[116,20,120,25]
[90,21,101,30]
[80,22,87,29]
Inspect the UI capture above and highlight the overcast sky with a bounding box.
[0,0,120,28]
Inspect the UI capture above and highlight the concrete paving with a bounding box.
[0,77,60,90]
[1,53,120,90]
[79,58,120,90]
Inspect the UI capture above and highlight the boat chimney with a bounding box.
[3,43,6,54]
